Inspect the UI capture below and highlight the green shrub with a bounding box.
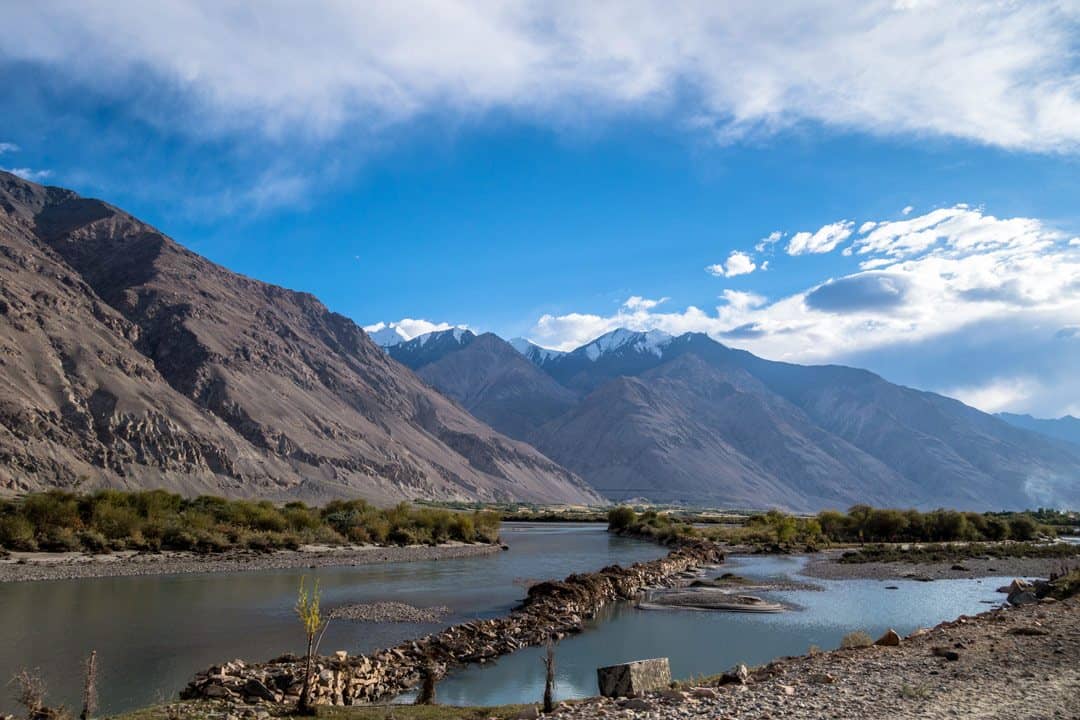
[840,631,873,649]
[77,529,109,554]
[0,516,37,551]
[38,526,81,552]
[607,506,637,531]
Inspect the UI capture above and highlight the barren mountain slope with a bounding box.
[0,171,599,504]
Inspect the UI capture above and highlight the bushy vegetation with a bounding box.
[0,490,501,554]
[606,506,700,545]
[607,504,1070,551]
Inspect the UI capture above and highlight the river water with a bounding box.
[0,523,664,715]
[1,525,1016,714]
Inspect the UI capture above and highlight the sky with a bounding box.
[1,1,1079,417]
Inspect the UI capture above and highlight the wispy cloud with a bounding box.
[1,167,53,182]
[2,2,1078,152]
[786,220,854,255]
[0,142,18,154]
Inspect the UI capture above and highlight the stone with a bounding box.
[597,658,672,697]
[241,678,277,702]
[334,651,348,661]
[1009,591,1039,606]
[719,663,750,685]
[875,629,902,647]
[511,705,539,720]
[931,646,961,661]
[690,686,718,699]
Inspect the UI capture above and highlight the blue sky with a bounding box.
[2,1,1079,417]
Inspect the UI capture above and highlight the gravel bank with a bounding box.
[557,595,1080,720]
[804,549,1076,581]
[0,542,501,583]
[329,601,451,623]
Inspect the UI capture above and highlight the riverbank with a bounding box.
[119,582,1079,720]
[0,542,502,583]
[558,594,1080,720]
[803,548,1077,581]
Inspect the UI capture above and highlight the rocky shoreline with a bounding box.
[181,540,725,707]
[556,594,1080,720]
[803,549,1077,582]
[0,542,502,583]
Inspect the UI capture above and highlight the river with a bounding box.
[0,523,664,715]
[2,525,1017,714]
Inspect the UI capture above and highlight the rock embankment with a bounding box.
[182,540,724,707]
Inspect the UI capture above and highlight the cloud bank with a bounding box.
[3,1,1078,152]
[523,204,1080,415]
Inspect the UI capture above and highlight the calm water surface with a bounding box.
[0,523,664,714]
[430,554,1017,706]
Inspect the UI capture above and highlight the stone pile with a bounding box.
[182,540,723,707]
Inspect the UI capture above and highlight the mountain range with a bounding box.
[386,327,1080,511]
[0,171,600,504]
[3,170,1077,511]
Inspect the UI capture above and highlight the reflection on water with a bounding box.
[0,523,666,715]
[432,554,1014,706]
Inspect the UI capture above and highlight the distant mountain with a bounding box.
[390,331,578,442]
[386,328,477,369]
[0,171,601,505]
[508,337,566,367]
[997,413,1080,448]
[391,327,1080,511]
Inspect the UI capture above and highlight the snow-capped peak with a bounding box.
[581,328,673,361]
[366,324,410,347]
[411,327,474,347]
[509,337,566,364]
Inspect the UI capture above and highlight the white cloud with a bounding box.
[706,251,757,277]
[786,221,854,255]
[623,296,669,311]
[363,318,466,342]
[1,167,53,182]
[0,142,18,154]
[902,205,914,215]
[946,377,1040,414]
[754,231,784,252]
[2,2,1078,152]
[527,205,1080,412]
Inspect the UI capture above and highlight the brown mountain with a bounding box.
[389,330,578,441]
[386,328,1080,511]
[0,171,600,504]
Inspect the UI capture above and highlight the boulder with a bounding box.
[719,663,750,685]
[874,629,902,647]
[597,658,672,697]
[242,678,277,702]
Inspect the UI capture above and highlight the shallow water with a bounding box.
[429,554,1016,706]
[0,522,665,715]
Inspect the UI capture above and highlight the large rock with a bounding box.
[597,658,672,698]
[875,629,902,646]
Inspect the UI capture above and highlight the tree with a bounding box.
[295,576,328,714]
[607,506,636,531]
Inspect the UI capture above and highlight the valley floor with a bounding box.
[0,542,500,583]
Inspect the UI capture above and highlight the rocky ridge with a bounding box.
[0,170,600,505]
